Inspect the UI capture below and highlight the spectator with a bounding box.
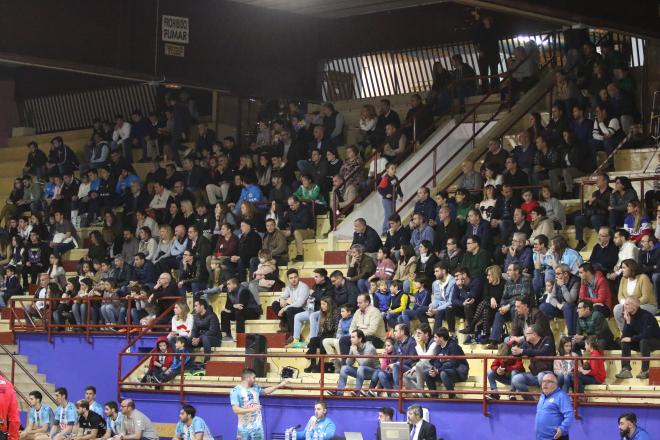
[377,323,416,392]
[413,240,438,283]
[615,296,660,380]
[304,296,340,373]
[529,206,555,245]
[539,264,580,336]
[384,281,408,329]
[279,196,314,263]
[569,104,593,145]
[339,293,386,358]
[585,227,617,275]
[271,268,310,333]
[502,232,533,274]
[456,160,483,193]
[322,303,354,372]
[382,123,407,163]
[220,278,260,342]
[486,342,524,400]
[462,208,491,251]
[481,139,509,176]
[520,188,540,222]
[191,299,221,360]
[552,70,581,117]
[377,163,403,233]
[574,299,615,353]
[410,213,434,256]
[329,174,357,217]
[487,263,531,348]
[346,244,376,287]
[510,324,556,401]
[425,327,469,395]
[450,268,483,342]
[638,235,660,307]
[609,176,638,229]
[574,173,612,250]
[401,94,433,143]
[609,229,640,284]
[356,105,378,150]
[535,373,573,440]
[460,235,490,280]
[614,259,657,331]
[393,244,417,290]
[413,188,437,225]
[168,301,193,348]
[321,102,345,148]
[402,323,437,393]
[427,61,452,116]
[449,54,477,111]
[376,99,401,132]
[532,135,560,185]
[398,276,431,325]
[329,270,359,309]
[623,200,651,242]
[565,336,605,396]
[478,185,498,221]
[384,214,411,259]
[24,141,48,179]
[590,104,624,170]
[111,115,132,159]
[454,188,473,225]
[618,413,652,440]
[511,130,536,177]
[577,262,613,318]
[549,235,583,277]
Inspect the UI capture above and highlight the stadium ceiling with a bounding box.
[225,0,449,18]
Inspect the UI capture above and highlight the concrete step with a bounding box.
[8,128,92,148]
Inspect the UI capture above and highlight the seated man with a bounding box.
[425,327,469,395]
[510,324,556,401]
[21,391,54,440]
[35,387,75,440]
[615,296,660,380]
[173,405,213,440]
[220,278,261,342]
[101,402,123,440]
[538,264,580,336]
[577,262,613,317]
[279,196,314,262]
[377,323,416,392]
[73,400,106,440]
[382,123,407,163]
[191,299,221,360]
[288,401,336,440]
[450,268,483,342]
[573,300,615,353]
[486,263,532,349]
[332,329,379,396]
[271,268,311,333]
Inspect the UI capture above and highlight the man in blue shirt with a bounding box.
[21,391,54,440]
[34,387,76,440]
[173,405,213,440]
[289,401,336,440]
[535,373,573,440]
[618,413,651,440]
[83,386,104,417]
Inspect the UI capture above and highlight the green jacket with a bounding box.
[577,310,614,342]
[22,181,43,204]
[460,248,491,279]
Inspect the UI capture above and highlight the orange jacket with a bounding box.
[0,375,20,440]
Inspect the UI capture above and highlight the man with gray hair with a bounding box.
[538,263,580,336]
[503,232,533,273]
[406,404,436,440]
[615,296,660,380]
[347,244,376,288]
[456,159,483,192]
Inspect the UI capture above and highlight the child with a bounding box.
[367,336,396,397]
[486,342,525,400]
[399,275,431,325]
[322,304,354,373]
[197,258,224,300]
[142,336,173,383]
[247,249,283,303]
[567,336,606,396]
[385,280,409,330]
[372,278,391,320]
[377,163,403,233]
[520,189,539,223]
[160,336,192,382]
[554,336,579,392]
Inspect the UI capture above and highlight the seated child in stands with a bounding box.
[385,280,408,330]
[322,304,354,372]
[160,336,192,382]
[367,336,396,397]
[554,336,579,391]
[141,336,173,383]
[399,276,431,325]
[196,258,226,300]
[486,342,525,400]
[566,336,606,396]
[371,278,391,320]
[247,249,284,302]
[520,189,539,223]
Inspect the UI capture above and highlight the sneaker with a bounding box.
[636,370,649,380]
[476,333,489,344]
[285,337,295,345]
[291,341,306,348]
[463,335,475,345]
[615,368,633,379]
[326,390,338,396]
[485,393,500,400]
[485,342,499,350]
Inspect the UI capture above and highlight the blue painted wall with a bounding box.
[16,335,660,440]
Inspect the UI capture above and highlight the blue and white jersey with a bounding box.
[29,405,54,429]
[229,384,263,433]
[105,414,124,436]
[89,401,104,417]
[54,402,77,430]
[175,417,213,440]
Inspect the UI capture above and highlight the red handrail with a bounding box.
[579,174,660,213]
[116,350,660,417]
[0,344,57,405]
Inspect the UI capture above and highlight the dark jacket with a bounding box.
[450,277,484,307]
[226,287,260,313]
[352,226,382,253]
[585,187,612,217]
[187,236,212,262]
[384,226,411,252]
[133,261,158,287]
[462,219,492,251]
[622,308,660,342]
[238,230,262,262]
[430,338,469,371]
[113,264,133,288]
[410,421,437,440]
[192,309,221,339]
[347,255,376,282]
[332,279,359,307]
[393,336,417,368]
[434,220,461,253]
[414,198,437,223]
[511,307,552,339]
[279,205,313,231]
[520,335,556,374]
[312,279,334,309]
[178,258,209,287]
[639,247,660,276]
[589,241,618,273]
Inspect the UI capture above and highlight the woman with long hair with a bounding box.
[47,254,66,289]
[0,178,25,227]
[471,265,504,344]
[304,296,340,373]
[154,226,174,266]
[614,259,657,331]
[168,301,193,347]
[164,201,185,230]
[357,105,378,150]
[553,336,579,391]
[255,152,272,191]
[539,185,566,229]
[138,226,158,262]
[102,211,123,257]
[623,200,651,242]
[180,200,196,229]
[339,145,365,188]
[87,231,108,262]
[393,244,417,293]
[29,213,49,241]
[479,185,498,222]
[236,201,265,233]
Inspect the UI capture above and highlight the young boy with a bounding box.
[399,275,431,325]
[322,304,354,372]
[161,336,192,382]
[377,162,403,233]
[385,280,409,330]
[142,336,173,383]
[371,278,391,320]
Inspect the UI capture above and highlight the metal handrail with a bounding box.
[117,350,660,417]
[0,344,57,405]
[580,174,660,213]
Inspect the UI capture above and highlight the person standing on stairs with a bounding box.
[0,373,20,440]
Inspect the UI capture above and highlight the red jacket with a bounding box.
[0,375,20,440]
[490,357,525,374]
[148,336,174,370]
[584,349,606,383]
[578,271,613,312]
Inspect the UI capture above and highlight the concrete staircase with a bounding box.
[0,344,57,410]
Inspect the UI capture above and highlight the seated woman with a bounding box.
[623,200,651,242]
[168,301,193,348]
[613,259,657,331]
[609,176,638,229]
[539,185,566,230]
[361,246,396,293]
[220,277,261,342]
[304,296,340,373]
[478,185,498,222]
[465,265,504,343]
